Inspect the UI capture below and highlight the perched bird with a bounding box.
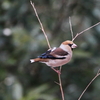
[30,40,77,74]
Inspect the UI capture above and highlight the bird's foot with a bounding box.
[56,70,61,75]
[51,67,61,74]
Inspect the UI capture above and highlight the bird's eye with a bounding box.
[68,44,72,47]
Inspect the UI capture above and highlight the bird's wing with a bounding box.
[38,47,68,59]
[50,48,68,58]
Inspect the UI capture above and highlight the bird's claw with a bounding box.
[56,70,61,74]
[51,67,61,74]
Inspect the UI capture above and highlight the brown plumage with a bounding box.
[30,40,77,68]
[30,58,49,62]
[50,48,68,57]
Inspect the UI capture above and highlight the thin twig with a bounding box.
[54,81,60,85]
[69,17,74,41]
[30,1,51,49]
[78,69,100,100]
[58,66,65,100]
[72,21,100,41]
[30,2,64,100]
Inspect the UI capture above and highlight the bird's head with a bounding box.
[62,40,77,49]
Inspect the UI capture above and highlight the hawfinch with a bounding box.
[30,40,77,74]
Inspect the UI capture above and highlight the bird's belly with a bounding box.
[46,56,71,67]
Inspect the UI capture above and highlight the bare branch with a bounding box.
[72,21,100,41]
[69,17,74,41]
[97,68,100,74]
[78,69,100,100]
[30,2,64,100]
[58,66,65,100]
[54,81,60,85]
[30,1,51,49]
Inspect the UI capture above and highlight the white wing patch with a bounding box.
[51,47,57,51]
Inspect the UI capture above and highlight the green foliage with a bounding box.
[21,84,57,100]
[0,0,100,100]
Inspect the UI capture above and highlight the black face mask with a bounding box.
[68,44,72,47]
[68,44,73,50]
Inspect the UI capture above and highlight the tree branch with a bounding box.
[69,17,74,40]
[30,1,51,49]
[30,2,64,100]
[72,21,100,41]
[58,66,65,100]
[78,69,100,100]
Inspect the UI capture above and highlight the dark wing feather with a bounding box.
[38,48,68,59]
[38,49,51,58]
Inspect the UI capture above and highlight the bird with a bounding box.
[30,40,77,74]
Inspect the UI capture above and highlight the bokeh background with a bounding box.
[0,0,100,100]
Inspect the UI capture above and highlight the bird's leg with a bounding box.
[51,67,61,74]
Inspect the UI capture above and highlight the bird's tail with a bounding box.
[30,58,48,63]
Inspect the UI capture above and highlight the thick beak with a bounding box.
[72,43,77,48]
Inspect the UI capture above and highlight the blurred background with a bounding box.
[0,0,100,100]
